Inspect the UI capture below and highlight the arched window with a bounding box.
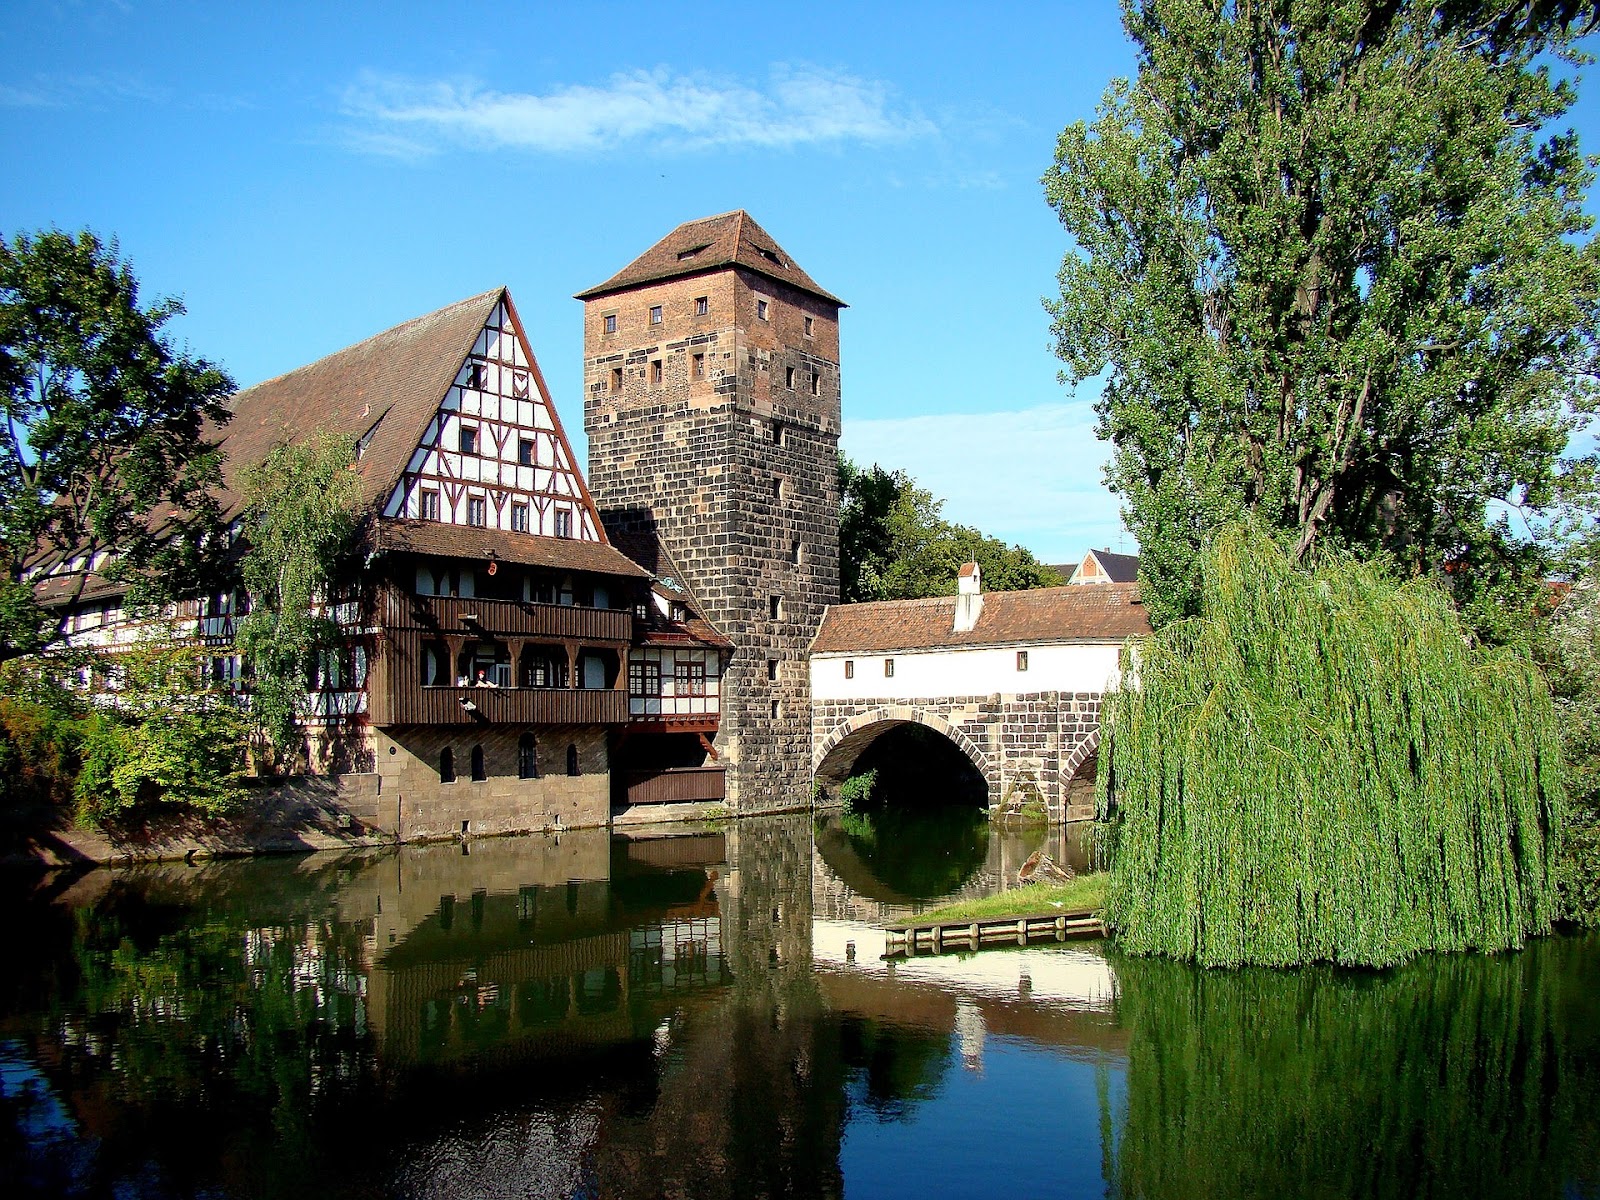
[439,746,455,784]
[470,744,486,782]
[566,743,580,777]
[518,733,538,779]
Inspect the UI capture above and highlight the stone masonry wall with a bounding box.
[584,266,841,815]
[330,725,612,841]
[811,691,1102,823]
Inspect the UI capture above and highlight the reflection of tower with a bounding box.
[591,814,844,1198]
[580,213,843,812]
[956,999,987,1073]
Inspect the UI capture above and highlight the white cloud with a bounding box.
[841,401,1132,566]
[337,65,935,157]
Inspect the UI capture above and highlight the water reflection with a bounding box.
[0,814,1597,1199]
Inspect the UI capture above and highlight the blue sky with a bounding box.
[2,2,1595,565]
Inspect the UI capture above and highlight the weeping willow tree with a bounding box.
[1098,523,1564,967]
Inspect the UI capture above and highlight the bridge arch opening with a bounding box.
[815,717,988,810]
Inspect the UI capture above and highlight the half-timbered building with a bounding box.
[35,287,731,838]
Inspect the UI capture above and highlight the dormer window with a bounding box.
[678,243,711,261]
[756,245,784,266]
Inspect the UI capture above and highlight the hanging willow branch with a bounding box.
[1098,522,1564,968]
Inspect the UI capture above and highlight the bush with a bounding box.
[0,664,87,808]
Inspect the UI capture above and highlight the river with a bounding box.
[2,809,1596,1199]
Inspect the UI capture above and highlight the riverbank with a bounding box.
[0,789,392,869]
[915,873,1108,923]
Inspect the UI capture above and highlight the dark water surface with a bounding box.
[2,810,1597,1199]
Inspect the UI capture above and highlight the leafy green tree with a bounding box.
[74,627,250,824]
[1543,577,1600,921]
[233,432,360,761]
[838,455,1063,602]
[1044,0,1600,629]
[0,230,234,660]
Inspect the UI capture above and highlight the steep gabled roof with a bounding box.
[575,211,845,306]
[213,289,505,517]
[1079,549,1141,584]
[810,584,1149,654]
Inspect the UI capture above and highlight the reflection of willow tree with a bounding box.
[54,892,374,1195]
[1106,935,1600,1199]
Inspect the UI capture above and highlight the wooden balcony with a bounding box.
[619,767,728,805]
[374,682,630,727]
[389,592,633,643]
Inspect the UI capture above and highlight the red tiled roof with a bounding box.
[575,211,845,306]
[810,584,1150,654]
[371,519,650,579]
[212,289,505,518]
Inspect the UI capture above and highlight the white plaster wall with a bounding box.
[809,642,1125,701]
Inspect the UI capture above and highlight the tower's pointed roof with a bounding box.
[575,210,845,306]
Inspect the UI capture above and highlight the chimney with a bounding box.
[954,561,983,632]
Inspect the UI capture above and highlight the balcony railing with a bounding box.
[373,682,630,726]
[390,592,633,643]
[620,767,728,805]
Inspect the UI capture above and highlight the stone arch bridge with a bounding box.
[806,569,1149,824]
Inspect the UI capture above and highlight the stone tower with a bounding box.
[578,212,843,812]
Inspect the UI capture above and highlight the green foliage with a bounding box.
[73,630,250,824]
[1106,933,1600,1199]
[915,874,1109,923]
[0,230,234,660]
[837,768,878,810]
[839,455,1062,602]
[0,661,87,808]
[1543,577,1600,922]
[1098,522,1563,967]
[233,432,360,760]
[1044,1,1600,630]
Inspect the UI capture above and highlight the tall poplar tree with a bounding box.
[1044,0,1600,629]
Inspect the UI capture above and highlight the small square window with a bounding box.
[459,425,478,455]
[844,659,854,679]
[650,305,663,325]
[511,503,529,532]
[651,359,662,385]
[1017,651,1029,671]
[555,510,572,538]
[884,658,895,678]
[610,366,623,393]
[467,498,486,527]
[769,594,782,620]
[465,363,486,391]
[518,438,534,467]
[757,298,769,321]
[804,315,815,337]
[695,296,709,316]
[420,490,440,521]
[603,313,617,334]
[692,353,705,380]
[810,370,820,396]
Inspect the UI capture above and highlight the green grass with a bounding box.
[912,873,1108,924]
